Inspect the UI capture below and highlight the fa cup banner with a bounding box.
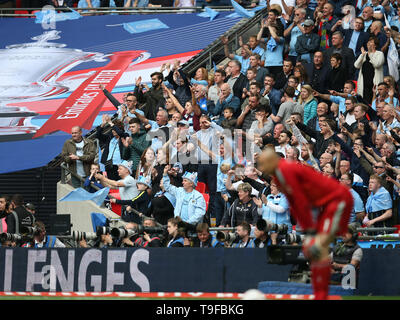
[0,12,241,174]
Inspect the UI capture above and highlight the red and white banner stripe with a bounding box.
[0,291,342,299]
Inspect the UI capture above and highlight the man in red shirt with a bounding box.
[257,148,353,300]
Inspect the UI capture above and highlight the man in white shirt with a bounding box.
[194,114,225,224]
[95,160,139,201]
[208,69,227,105]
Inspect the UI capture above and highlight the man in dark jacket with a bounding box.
[134,71,165,121]
[295,19,321,63]
[342,17,370,58]
[10,194,35,232]
[226,59,248,105]
[96,116,129,180]
[303,51,330,94]
[323,31,356,80]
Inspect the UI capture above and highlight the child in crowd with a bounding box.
[111,176,152,223]
[84,163,104,193]
[220,106,237,131]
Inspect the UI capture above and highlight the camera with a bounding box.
[267,245,307,265]
[267,245,311,283]
[72,230,98,241]
[20,225,40,236]
[110,227,137,239]
[285,233,305,244]
[136,225,166,235]
[176,221,198,239]
[216,231,240,243]
[96,226,111,236]
[256,219,288,234]
[0,233,22,242]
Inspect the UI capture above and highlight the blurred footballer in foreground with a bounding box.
[256,148,353,300]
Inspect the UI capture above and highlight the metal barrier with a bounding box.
[180,6,268,75]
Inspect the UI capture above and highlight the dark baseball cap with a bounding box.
[25,203,36,211]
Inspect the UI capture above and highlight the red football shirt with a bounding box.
[273,159,351,218]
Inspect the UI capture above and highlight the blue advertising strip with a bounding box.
[357,240,400,249]
[0,247,288,292]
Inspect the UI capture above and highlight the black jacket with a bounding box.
[295,122,335,159]
[324,46,356,80]
[303,62,330,94]
[135,85,165,121]
[343,29,370,58]
[227,73,248,105]
[96,124,129,165]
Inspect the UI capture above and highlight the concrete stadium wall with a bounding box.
[56,182,121,232]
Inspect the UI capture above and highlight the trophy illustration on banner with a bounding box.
[0,30,149,141]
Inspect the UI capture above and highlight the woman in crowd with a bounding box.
[293,64,308,92]
[354,36,385,104]
[298,84,318,125]
[166,217,185,247]
[136,147,156,179]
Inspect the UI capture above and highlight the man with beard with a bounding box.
[135,72,165,121]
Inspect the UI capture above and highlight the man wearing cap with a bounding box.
[95,160,139,201]
[162,165,206,225]
[295,19,321,63]
[24,203,36,217]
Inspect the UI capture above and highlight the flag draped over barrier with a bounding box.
[59,187,110,207]
[227,0,255,18]
[197,7,220,21]
[34,8,82,24]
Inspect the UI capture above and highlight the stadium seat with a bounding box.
[202,193,210,211]
[109,189,121,216]
[196,181,209,193]
[352,80,357,92]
